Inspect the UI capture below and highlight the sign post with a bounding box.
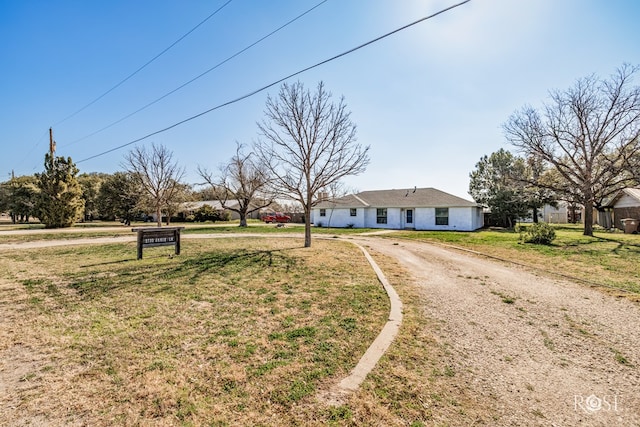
[132,227,185,260]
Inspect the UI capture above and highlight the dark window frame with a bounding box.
[435,207,449,225]
[350,208,357,217]
[376,208,387,224]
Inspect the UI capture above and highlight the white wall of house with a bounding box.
[315,207,365,228]
[364,207,402,228]
[472,206,484,230]
[615,193,640,209]
[313,206,483,231]
[414,207,481,231]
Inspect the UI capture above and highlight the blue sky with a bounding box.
[1,0,639,199]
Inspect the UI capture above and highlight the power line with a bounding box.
[15,129,50,171]
[77,0,471,164]
[63,0,329,148]
[53,0,234,128]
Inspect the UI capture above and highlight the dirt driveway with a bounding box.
[354,236,640,426]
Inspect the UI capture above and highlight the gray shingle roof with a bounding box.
[181,200,239,211]
[316,187,479,208]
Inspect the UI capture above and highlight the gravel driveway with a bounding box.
[355,237,639,426]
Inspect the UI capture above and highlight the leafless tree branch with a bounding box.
[254,81,369,247]
[504,64,640,235]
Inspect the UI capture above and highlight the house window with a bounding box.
[376,208,387,224]
[350,208,357,216]
[435,208,449,225]
[319,209,326,217]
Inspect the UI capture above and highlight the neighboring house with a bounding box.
[540,203,568,224]
[599,188,640,231]
[516,202,586,224]
[179,200,261,221]
[312,187,483,231]
[541,202,585,224]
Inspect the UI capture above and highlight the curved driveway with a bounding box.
[351,236,639,426]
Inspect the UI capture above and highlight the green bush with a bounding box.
[193,205,230,222]
[524,222,556,244]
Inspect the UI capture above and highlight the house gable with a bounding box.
[614,190,640,208]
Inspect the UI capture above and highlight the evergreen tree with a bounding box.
[469,149,529,228]
[96,172,144,222]
[78,172,109,221]
[35,153,84,228]
[0,175,39,223]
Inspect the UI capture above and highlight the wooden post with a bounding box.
[136,230,143,260]
[49,128,56,156]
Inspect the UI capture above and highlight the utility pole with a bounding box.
[49,127,56,156]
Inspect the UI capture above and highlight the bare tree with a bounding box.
[198,143,275,227]
[503,64,640,236]
[254,81,370,247]
[124,143,186,227]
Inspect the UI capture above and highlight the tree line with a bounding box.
[469,64,640,236]
[1,81,370,247]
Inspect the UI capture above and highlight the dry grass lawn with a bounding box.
[0,233,550,426]
[1,238,396,425]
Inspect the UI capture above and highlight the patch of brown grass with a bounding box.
[0,238,389,425]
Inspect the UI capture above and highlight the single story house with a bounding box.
[178,200,261,221]
[599,188,640,231]
[312,187,483,231]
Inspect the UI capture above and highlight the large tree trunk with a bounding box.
[304,209,312,248]
[156,206,162,228]
[532,206,539,223]
[239,212,248,227]
[583,201,594,236]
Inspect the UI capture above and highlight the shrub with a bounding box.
[524,222,556,244]
[193,205,230,222]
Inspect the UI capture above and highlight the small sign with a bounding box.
[132,227,185,259]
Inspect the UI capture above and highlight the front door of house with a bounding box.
[405,209,414,228]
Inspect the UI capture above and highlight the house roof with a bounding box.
[181,200,239,211]
[623,188,640,202]
[315,187,480,208]
[601,188,640,207]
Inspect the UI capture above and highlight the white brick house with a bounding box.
[312,187,483,231]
